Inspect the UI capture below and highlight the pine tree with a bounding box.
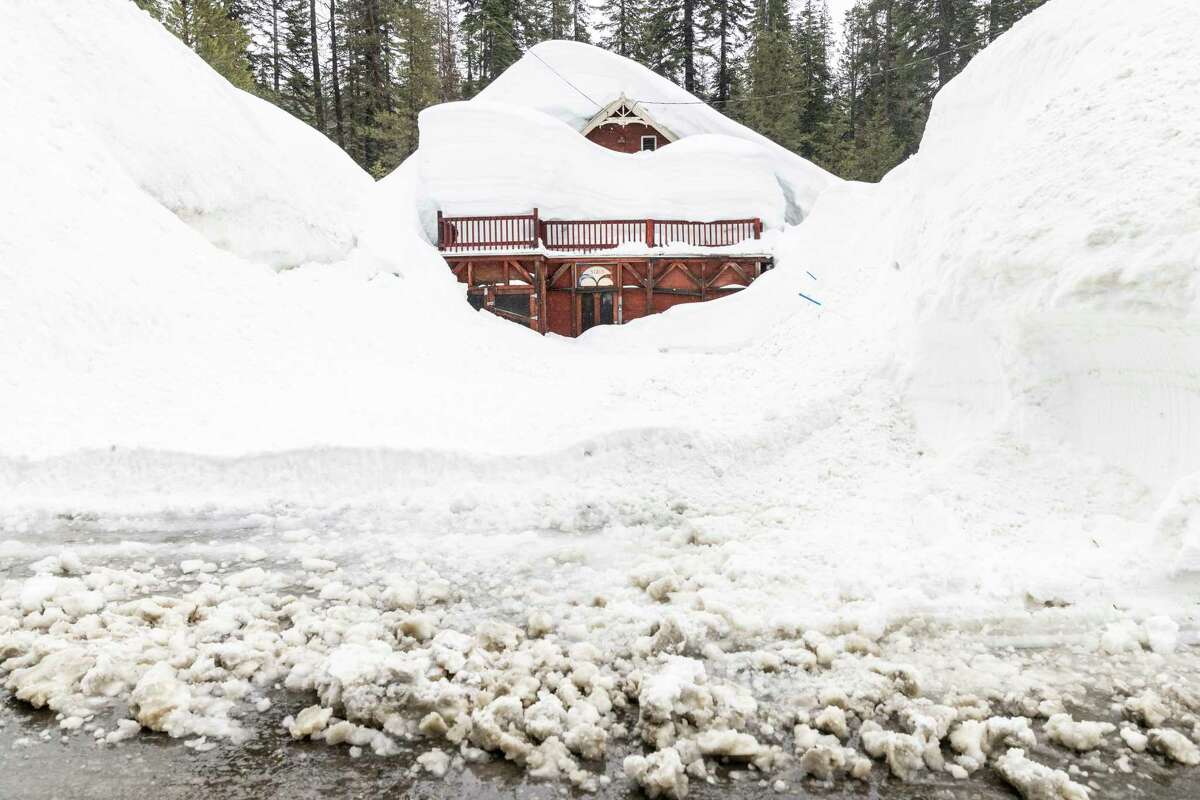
[596,0,644,58]
[341,0,393,167]
[159,0,256,90]
[433,0,460,100]
[460,0,521,94]
[986,0,1046,39]
[698,0,750,103]
[279,0,315,121]
[384,0,442,168]
[570,0,591,41]
[636,0,701,92]
[740,0,798,149]
[793,0,835,163]
[329,0,347,144]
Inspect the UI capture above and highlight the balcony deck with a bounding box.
[436,210,765,255]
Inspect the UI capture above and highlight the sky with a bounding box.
[828,0,857,35]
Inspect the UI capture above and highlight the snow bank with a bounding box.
[461,41,836,223]
[418,101,787,226]
[0,0,371,270]
[874,0,1200,490]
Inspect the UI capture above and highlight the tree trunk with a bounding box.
[180,0,192,47]
[718,2,729,102]
[271,0,281,94]
[682,0,696,93]
[309,0,326,130]
[329,0,344,146]
[936,0,954,89]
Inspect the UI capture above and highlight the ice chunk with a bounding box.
[813,706,848,740]
[417,748,451,777]
[623,747,688,799]
[1124,692,1170,728]
[1147,728,1200,766]
[1142,616,1180,654]
[1044,714,1114,752]
[130,663,191,733]
[287,705,333,739]
[993,748,1089,800]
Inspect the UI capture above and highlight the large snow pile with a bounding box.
[433,41,837,225]
[0,0,371,269]
[885,0,1200,491]
[418,101,788,226]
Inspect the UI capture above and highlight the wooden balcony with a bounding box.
[436,209,764,253]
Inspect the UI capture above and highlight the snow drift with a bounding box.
[418,101,788,226]
[880,0,1200,492]
[456,40,836,224]
[0,0,371,269]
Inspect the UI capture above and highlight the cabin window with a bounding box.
[640,135,657,152]
[493,292,531,318]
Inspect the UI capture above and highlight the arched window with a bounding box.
[578,266,614,288]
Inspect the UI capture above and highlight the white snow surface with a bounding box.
[418,101,788,227]
[472,40,837,223]
[2,0,1200,795]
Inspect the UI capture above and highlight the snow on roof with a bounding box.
[463,41,840,224]
[418,100,787,226]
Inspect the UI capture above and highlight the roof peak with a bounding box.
[580,95,679,142]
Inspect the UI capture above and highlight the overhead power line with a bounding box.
[479,11,602,110]
[633,33,1000,106]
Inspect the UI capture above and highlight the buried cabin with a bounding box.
[429,94,775,337]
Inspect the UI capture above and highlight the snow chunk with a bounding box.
[695,729,763,759]
[1124,692,1170,728]
[1147,728,1200,766]
[417,749,451,777]
[1044,714,1114,752]
[859,721,925,781]
[1119,727,1148,753]
[103,719,141,745]
[624,747,688,799]
[994,748,1089,800]
[130,663,190,733]
[1142,616,1180,654]
[287,705,333,739]
[813,706,849,740]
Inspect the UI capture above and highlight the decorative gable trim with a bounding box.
[580,95,679,142]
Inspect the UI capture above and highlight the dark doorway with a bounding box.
[580,293,594,332]
[599,292,614,325]
[578,291,615,334]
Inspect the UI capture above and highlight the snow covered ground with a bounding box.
[2,0,1199,797]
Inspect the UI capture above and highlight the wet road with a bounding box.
[3,689,1199,800]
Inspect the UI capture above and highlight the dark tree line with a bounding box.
[133,0,1046,179]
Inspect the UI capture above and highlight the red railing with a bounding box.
[437,211,539,251]
[436,209,763,253]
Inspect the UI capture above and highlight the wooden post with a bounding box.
[753,218,762,239]
[531,208,540,249]
[646,219,655,248]
[436,210,444,249]
[645,258,654,314]
[536,256,548,335]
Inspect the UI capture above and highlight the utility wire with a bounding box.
[527,49,603,109]
[632,33,1000,106]
[479,12,602,109]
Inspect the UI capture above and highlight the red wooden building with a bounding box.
[438,97,773,337]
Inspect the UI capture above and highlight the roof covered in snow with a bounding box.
[417,41,838,226]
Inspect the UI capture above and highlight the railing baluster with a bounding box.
[434,212,762,253]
